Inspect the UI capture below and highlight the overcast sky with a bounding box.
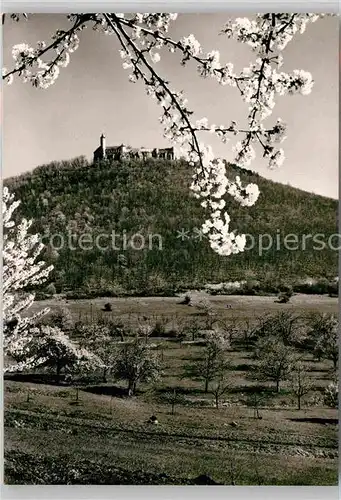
[3,13,338,198]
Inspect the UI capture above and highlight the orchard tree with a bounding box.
[2,13,330,257]
[289,361,313,410]
[185,328,230,393]
[269,312,302,346]
[114,338,162,395]
[253,336,296,392]
[218,317,241,345]
[210,370,230,409]
[161,388,186,415]
[76,323,117,382]
[137,319,153,344]
[48,306,74,332]
[27,325,100,383]
[253,312,301,345]
[3,187,53,372]
[182,318,201,342]
[75,322,111,343]
[310,314,338,370]
[91,342,119,383]
[245,392,270,419]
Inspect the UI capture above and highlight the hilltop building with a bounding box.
[93,134,175,162]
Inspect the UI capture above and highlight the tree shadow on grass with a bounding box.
[82,384,128,398]
[179,354,203,362]
[192,474,222,485]
[288,417,338,425]
[228,385,274,395]
[306,365,333,372]
[4,372,102,387]
[4,372,64,386]
[156,385,203,396]
[231,363,253,371]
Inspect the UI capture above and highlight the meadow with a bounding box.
[4,293,338,485]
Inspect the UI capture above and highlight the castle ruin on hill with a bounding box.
[93,134,175,162]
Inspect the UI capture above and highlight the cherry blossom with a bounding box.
[2,13,331,255]
[3,187,53,371]
[6,325,101,374]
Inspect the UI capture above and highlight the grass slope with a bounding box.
[4,291,338,485]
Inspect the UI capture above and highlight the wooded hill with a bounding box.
[5,156,338,297]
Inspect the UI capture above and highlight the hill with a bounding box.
[5,156,338,297]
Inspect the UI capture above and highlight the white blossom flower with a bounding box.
[269,148,285,169]
[180,34,202,57]
[150,52,161,64]
[195,117,209,129]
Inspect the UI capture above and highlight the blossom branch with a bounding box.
[103,13,205,177]
[2,12,328,256]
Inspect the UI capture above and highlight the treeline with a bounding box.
[5,156,338,296]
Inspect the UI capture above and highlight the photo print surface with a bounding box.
[2,12,338,486]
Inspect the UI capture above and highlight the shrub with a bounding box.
[241,280,261,295]
[293,278,330,295]
[276,292,291,303]
[45,283,57,296]
[328,280,338,297]
[278,283,293,294]
[323,382,338,408]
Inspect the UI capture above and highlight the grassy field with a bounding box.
[4,293,338,485]
[28,292,339,328]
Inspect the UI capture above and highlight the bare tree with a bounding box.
[253,312,301,346]
[289,361,313,410]
[161,388,186,415]
[210,370,230,409]
[245,392,270,419]
[218,317,240,345]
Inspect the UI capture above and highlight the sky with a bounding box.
[2,13,339,199]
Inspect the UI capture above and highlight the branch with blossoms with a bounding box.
[2,12,329,255]
[3,187,54,371]
[5,324,102,375]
